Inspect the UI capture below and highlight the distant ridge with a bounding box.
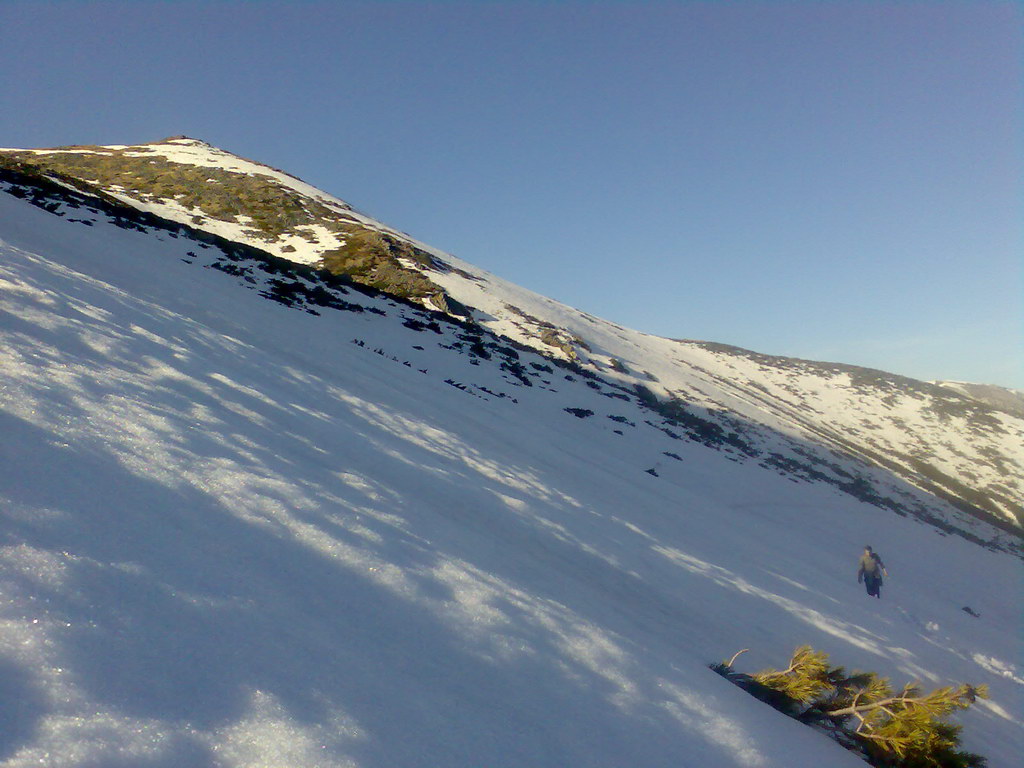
[933,381,1024,419]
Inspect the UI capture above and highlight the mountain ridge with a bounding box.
[1,138,1020,541]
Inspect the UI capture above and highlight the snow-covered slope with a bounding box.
[1,146,1021,767]
[2,138,1019,538]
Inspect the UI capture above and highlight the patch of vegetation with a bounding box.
[633,384,758,456]
[497,363,529,387]
[538,327,579,359]
[564,408,594,419]
[0,144,473,310]
[317,224,468,308]
[905,458,1010,520]
[714,647,988,767]
[402,317,443,334]
[0,156,400,323]
[1,147,334,239]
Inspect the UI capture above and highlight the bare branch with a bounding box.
[724,649,749,668]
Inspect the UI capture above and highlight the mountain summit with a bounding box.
[0,138,1020,768]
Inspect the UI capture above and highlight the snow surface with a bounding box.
[1,178,1022,767]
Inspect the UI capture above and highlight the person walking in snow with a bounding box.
[857,545,888,598]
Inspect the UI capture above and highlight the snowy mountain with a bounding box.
[2,138,1019,543]
[0,139,1021,768]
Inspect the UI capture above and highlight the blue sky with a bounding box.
[2,0,1020,388]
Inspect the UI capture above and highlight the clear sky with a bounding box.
[2,0,1020,388]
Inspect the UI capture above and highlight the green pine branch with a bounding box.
[724,646,989,767]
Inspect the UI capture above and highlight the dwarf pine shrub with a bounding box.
[716,646,988,767]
